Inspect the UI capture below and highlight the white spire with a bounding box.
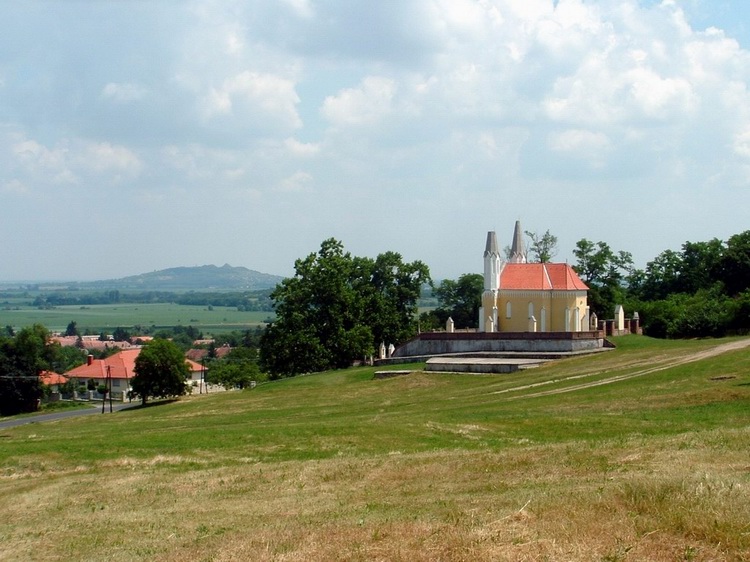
[483,231,501,291]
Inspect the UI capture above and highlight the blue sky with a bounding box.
[1,0,749,281]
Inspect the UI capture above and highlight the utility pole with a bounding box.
[102,365,113,413]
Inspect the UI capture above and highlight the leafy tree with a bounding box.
[0,324,51,416]
[112,327,131,342]
[260,238,429,377]
[716,231,750,296]
[525,230,558,263]
[52,345,87,373]
[358,251,431,346]
[573,239,634,317]
[206,347,264,389]
[64,321,79,337]
[130,339,190,405]
[89,346,120,360]
[429,273,483,329]
[678,239,725,294]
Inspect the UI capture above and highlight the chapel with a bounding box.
[479,222,590,333]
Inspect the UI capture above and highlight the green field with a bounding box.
[0,303,272,335]
[1,335,749,560]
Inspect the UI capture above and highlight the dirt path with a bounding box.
[492,337,750,400]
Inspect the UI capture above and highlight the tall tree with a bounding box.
[260,238,429,377]
[525,230,558,263]
[431,273,484,329]
[716,231,750,296]
[130,339,190,405]
[573,239,634,317]
[0,325,50,416]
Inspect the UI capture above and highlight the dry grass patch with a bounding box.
[2,430,749,561]
[1,336,749,561]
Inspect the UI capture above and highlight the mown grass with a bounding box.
[1,335,749,561]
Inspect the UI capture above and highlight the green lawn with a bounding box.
[1,335,749,561]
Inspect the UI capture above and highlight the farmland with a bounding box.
[0,303,272,335]
[1,335,749,561]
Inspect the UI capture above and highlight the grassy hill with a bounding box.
[83,263,284,291]
[1,335,749,561]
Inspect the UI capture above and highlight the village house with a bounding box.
[50,335,136,351]
[39,370,69,392]
[65,348,204,400]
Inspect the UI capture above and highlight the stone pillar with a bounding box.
[615,305,625,331]
[528,315,537,332]
[379,342,386,360]
[486,316,494,333]
[387,343,395,358]
[446,317,455,333]
[590,312,598,330]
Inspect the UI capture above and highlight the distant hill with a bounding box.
[80,264,284,291]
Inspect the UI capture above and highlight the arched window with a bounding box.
[528,302,534,319]
[540,307,546,332]
[506,301,512,319]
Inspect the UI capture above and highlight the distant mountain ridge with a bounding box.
[80,264,284,291]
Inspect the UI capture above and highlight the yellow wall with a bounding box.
[483,290,588,332]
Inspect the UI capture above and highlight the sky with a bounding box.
[1,0,750,282]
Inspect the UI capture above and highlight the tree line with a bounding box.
[25,290,274,311]
[426,230,750,340]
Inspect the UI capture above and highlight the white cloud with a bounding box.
[321,76,397,126]
[2,179,27,195]
[627,67,696,118]
[201,70,301,128]
[548,129,611,154]
[276,171,313,193]
[10,136,141,188]
[285,137,320,157]
[733,130,750,158]
[12,138,76,184]
[101,82,148,103]
[78,142,142,176]
[281,0,314,19]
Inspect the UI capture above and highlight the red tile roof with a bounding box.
[66,349,140,380]
[186,346,233,362]
[500,263,588,291]
[50,335,135,350]
[65,349,202,380]
[39,371,69,385]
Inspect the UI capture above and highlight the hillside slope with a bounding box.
[1,335,749,561]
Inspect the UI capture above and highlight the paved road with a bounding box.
[0,402,138,430]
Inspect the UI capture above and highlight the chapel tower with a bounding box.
[479,231,501,332]
[478,221,589,333]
